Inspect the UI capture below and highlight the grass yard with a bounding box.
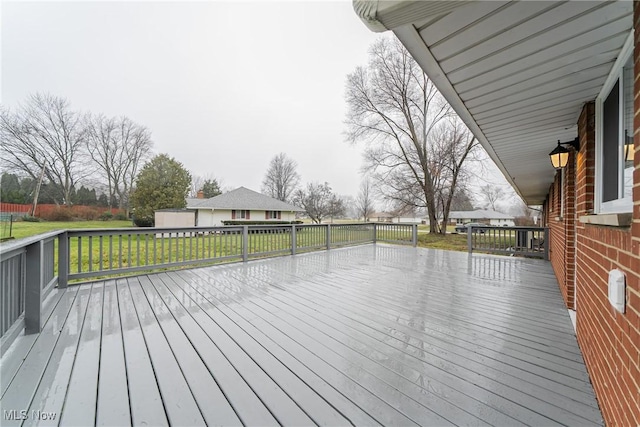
[6,220,133,240]
[417,232,468,252]
[2,220,473,282]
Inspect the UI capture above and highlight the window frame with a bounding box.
[266,210,278,219]
[595,31,634,214]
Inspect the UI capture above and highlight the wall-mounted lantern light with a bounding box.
[549,138,580,170]
[624,130,635,162]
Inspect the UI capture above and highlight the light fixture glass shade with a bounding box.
[624,132,635,162]
[549,143,570,169]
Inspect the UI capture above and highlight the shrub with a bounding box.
[133,215,154,227]
[21,215,40,222]
[99,211,113,221]
[73,205,100,220]
[114,212,129,221]
[41,207,74,221]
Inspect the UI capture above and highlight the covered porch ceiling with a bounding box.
[354,0,633,205]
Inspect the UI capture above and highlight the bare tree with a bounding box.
[432,117,478,228]
[292,182,336,224]
[86,115,153,214]
[346,38,477,233]
[327,194,347,223]
[356,178,375,221]
[449,185,475,211]
[118,118,153,214]
[479,184,506,212]
[86,114,118,207]
[1,93,88,206]
[190,175,205,198]
[189,175,223,198]
[262,153,300,202]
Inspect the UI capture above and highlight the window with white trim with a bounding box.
[596,38,634,214]
[266,211,278,219]
[233,210,249,219]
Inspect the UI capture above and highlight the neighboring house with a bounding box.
[369,212,422,223]
[449,210,515,227]
[369,208,425,224]
[391,216,422,224]
[369,212,394,223]
[355,1,639,425]
[186,186,303,226]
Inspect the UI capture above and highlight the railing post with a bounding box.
[58,231,68,288]
[291,224,297,256]
[326,224,331,250]
[242,226,249,262]
[544,227,550,261]
[412,224,418,247]
[373,223,377,244]
[467,226,473,254]
[25,240,43,334]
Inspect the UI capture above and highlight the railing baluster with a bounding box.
[99,236,104,271]
[78,236,82,274]
[118,234,123,269]
[109,235,113,270]
[242,226,249,262]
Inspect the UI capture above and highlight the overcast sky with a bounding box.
[1,0,386,197]
[1,0,513,206]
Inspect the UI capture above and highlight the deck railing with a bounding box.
[0,230,63,353]
[467,225,549,259]
[1,223,417,344]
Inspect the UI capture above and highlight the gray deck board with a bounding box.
[160,277,351,426]
[59,283,104,426]
[136,275,242,426]
[0,287,66,397]
[156,274,315,426]
[23,286,92,427]
[0,244,603,426]
[149,275,279,426]
[273,268,594,387]
[255,286,598,419]
[116,278,167,427]
[96,280,130,427]
[126,277,206,426]
[0,286,81,427]
[188,266,589,426]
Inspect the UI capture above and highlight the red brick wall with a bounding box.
[550,7,640,423]
[547,151,577,309]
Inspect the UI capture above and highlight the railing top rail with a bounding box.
[0,230,65,255]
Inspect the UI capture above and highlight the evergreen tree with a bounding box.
[130,154,191,226]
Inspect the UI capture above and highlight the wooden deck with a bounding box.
[1,244,602,426]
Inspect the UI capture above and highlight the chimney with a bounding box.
[197,190,204,199]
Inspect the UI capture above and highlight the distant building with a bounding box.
[448,210,515,227]
[155,187,304,227]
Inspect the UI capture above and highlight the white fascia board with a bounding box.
[393,24,524,201]
[353,1,469,33]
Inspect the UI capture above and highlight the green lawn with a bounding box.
[3,220,467,281]
[417,232,468,252]
[6,220,133,240]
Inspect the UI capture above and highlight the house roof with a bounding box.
[186,187,304,212]
[449,210,514,220]
[354,0,633,204]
